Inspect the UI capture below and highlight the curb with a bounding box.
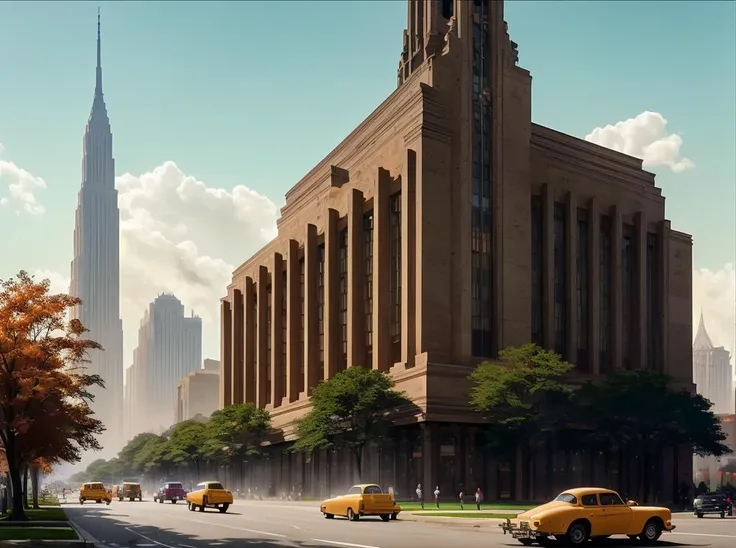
[67,521,97,547]
[401,514,506,529]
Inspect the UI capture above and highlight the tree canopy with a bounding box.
[291,366,414,479]
[0,271,104,520]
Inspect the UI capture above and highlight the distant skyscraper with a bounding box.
[69,11,124,457]
[693,311,734,414]
[125,294,202,436]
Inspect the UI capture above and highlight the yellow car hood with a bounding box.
[516,501,572,521]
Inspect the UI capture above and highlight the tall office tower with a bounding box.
[69,12,124,457]
[127,294,203,435]
[693,311,734,414]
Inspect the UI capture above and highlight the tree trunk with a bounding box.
[22,467,29,510]
[353,447,363,482]
[8,460,27,521]
[30,467,40,509]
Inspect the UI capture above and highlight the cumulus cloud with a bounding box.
[34,269,71,295]
[585,111,694,173]
[115,162,279,358]
[0,143,47,215]
[693,264,736,357]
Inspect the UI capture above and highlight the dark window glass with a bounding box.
[441,0,454,20]
[576,211,589,370]
[599,216,612,372]
[599,493,625,506]
[554,493,578,504]
[581,494,598,506]
[389,193,402,364]
[299,257,305,392]
[622,224,635,369]
[266,284,272,405]
[364,212,374,368]
[252,290,258,379]
[471,0,492,357]
[317,244,325,380]
[646,233,660,370]
[339,228,348,370]
[282,269,287,396]
[531,196,543,345]
[553,202,567,357]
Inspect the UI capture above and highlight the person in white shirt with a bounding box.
[434,486,440,508]
[416,484,424,509]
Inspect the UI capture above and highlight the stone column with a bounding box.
[373,168,391,371]
[271,253,284,407]
[542,184,554,348]
[243,276,256,403]
[303,224,319,396]
[256,265,269,409]
[566,192,578,364]
[324,208,339,380]
[399,149,417,369]
[636,211,648,369]
[612,207,623,371]
[588,199,600,374]
[231,288,244,405]
[347,189,365,368]
[220,298,232,409]
[659,221,671,372]
[286,239,301,403]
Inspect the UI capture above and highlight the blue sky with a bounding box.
[1,0,734,362]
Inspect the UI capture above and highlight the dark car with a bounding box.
[694,493,731,518]
[153,482,187,504]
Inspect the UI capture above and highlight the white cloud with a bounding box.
[693,264,735,357]
[116,161,279,360]
[585,111,694,173]
[0,144,47,215]
[34,269,71,295]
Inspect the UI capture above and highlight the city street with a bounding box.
[62,499,736,548]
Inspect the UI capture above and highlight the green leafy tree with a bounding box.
[204,404,271,463]
[166,420,209,480]
[291,366,413,480]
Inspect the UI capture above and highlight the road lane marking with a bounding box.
[180,545,196,548]
[310,540,380,548]
[187,519,287,538]
[671,532,736,539]
[292,525,301,529]
[125,527,178,548]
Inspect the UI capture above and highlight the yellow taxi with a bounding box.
[321,484,400,521]
[186,481,233,513]
[79,482,111,505]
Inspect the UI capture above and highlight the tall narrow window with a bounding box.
[266,284,272,405]
[441,0,454,20]
[364,211,374,368]
[253,290,258,384]
[622,224,635,369]
[576,211,589,370]
[282,269,287,394]
[389,193,402,364]
[531,195,543,345]
[471,0,492,357]
[299,257,305,392]
[599,216,612,372]
[553,202,567,357]
[317,244,325,380]
[339,227,348,369]
[646,233,660,370]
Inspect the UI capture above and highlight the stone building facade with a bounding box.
[219,0,693,502]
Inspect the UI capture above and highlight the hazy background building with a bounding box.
[175,359,220,423]
[124,294,202,438]
[68,14,124,459]
[693,312,734,414]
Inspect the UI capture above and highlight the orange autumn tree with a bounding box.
[0,271,105,520]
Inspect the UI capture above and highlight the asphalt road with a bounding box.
[62,498,736,548]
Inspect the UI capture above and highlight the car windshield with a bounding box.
[208,483,225,490]
[167,483,183,489]
[554,493,578,504]
[87,483,104,489]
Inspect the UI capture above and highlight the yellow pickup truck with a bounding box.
[186,481,233,513]
[321,484,401,521]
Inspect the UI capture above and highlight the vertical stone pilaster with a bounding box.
[286,239,301,403]
[659,221,671,372]
[324,208,339,380]
[612,206,623,371]
[373,168,391,371]
[566,192,578,364]
[303,224,319,396]
[588,199,600,374]
[256,265,269,408]
[231,288,244,404]
[347,189,365,368]
[542,184,554,349]
[243,277,256,403]
[220,298,232,409]
[271,253,284,407]
[636,211,648,369]
[400,149,417,368]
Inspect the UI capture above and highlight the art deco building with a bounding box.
[693,312,734,414]
[175,359,220,423]
[125,294,202,437]
[220,0,693,502]
[69,12,124,456]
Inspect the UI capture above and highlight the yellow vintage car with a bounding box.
[500,487,675,546]
[186,481,233,513]
[112,482,142,501]
[320,484,400,521]
[79,482,112,505]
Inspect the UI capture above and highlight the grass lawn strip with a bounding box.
[411,512,518,519]
[0,507,68,522]
[0,527,77,540]
[398,502,534,511]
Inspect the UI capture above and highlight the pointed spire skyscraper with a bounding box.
[69,9,124,457]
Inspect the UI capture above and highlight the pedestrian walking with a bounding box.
[416,484,424,509]
[475,488,483,510]
[459,490,464,510]
[434,486,440,508]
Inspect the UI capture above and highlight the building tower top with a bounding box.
[95,7,103,98]
[693,309,715,351]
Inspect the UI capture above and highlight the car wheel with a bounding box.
[324,513,334,519]
[391,512,398,520]
[200,496,207,512]
[720,512,725,519]
[172,499,177,504]
[380,514,390,522]
[566,522,589,546]
[641,519,662,542]
[188,502,195,512]
[696,513,703,518]
[347,508,358,521]
[96,499,101,503]
[219,504,229,514]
